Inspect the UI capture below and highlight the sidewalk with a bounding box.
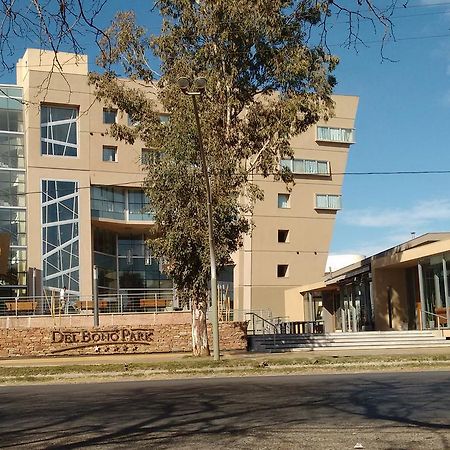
[2,346,450,368]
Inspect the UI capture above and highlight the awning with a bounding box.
[325,264,370,286]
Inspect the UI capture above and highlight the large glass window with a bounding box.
[91,186,125,220]
[281,158,329,175]
[41,105,78,157]
[42,180,80,293]
[93,230,173,294]
[317,126,355,144]
[128,190,153,221]
[91,187,154,222]
[0,109,23,133]
[0,87,26,291]
[0,171,25,207]
[315,194,342,210]
[118,234,172,290]
[0,209,26,246]
[0,134,24,169]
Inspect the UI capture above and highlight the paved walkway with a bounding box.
[1,346,450,367]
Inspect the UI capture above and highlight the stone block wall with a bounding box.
[0,322,247,357]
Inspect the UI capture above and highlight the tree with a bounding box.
[0,0,113,75]
[0,0,401,73]
[89,0,405,356]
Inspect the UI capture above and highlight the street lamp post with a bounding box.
[178,76,220,361]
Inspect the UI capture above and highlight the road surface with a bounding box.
[1,371,450,449]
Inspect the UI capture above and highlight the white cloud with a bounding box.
[341,198,450,229]
[420,0,446,4]
[333,230,431,258]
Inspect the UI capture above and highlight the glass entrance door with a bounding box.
[336,280,373,332]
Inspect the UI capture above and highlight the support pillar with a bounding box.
[443,256,450,329]
[418,263,426,330]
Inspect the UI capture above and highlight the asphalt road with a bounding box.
[1,371,450,449]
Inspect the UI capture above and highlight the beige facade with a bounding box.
[1,49,358,321]
[16,49,150,300]
[234,96,359,320]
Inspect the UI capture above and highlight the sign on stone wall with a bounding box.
[51,328,154,354]
[0,322,248,357]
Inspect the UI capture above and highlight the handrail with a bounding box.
[423,309,448,331]
[245,312,279,335]
[423,309,447,320]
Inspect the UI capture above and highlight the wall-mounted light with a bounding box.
[126,249,133,265]
[144,248,152,266]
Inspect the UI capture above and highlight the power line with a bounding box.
[2,168,449,199]
[335,170,450,175]
[396,1,450,9]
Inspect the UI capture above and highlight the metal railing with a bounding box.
[0,288,178,316]
[422,309,448,331]
[246,312,325,335]
[246,312,279,335]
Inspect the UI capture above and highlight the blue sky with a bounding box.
[2,0,450,257]
[330,0,450,256]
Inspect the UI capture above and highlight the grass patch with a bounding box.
[1,353,450,384]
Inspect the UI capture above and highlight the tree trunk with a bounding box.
[192,299,210,356]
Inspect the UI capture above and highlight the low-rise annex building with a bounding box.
[299,233,450,335]
[0,48,358,321]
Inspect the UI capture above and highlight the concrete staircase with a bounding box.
[247,330,450,353]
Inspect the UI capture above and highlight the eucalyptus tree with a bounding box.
[89,0,403,356]
[0,1,109,73]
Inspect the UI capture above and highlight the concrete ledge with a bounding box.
[0,311,192,329]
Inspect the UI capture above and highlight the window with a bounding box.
[0,109,23,133]
[103,108,117,124]
[128,114,139,127]
[141,149,162,165]
[159,114,170,124]
[91,187,154,222]
[91,186,125,220]
[41,180,80,293]
[103,146,117,162]
[128,190,154,221]
[0,135,25,169]
[278,193,290,209]
[0,171,25,207]
[315,194,342,210]
[281,158,329,176]
[316,126,355,144]
[278,230,289,243]
[277,264,289,278]
[41,105,78,157]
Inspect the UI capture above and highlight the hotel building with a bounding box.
[0,49,358,320]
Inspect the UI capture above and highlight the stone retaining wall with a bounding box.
[0,322,247,357]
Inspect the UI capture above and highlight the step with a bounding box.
[264,342,450,349]
[247,331,450,352]
[250,336,448,345]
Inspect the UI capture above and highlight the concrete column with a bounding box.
[434,273,442,308]
[418,263,426,330]
[442,257,450,328]
[340,289,346,332]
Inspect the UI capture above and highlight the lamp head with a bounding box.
[177,77,191,93]
[193,77,207,93]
